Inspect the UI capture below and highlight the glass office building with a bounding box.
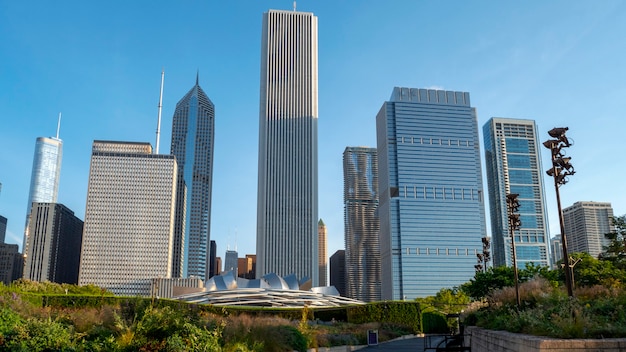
[170,76,215,280]
[25,137,62,221]
[256,9,319,285]
[376,87,486,299]
[483,118,550,267]
[343,147,380,302]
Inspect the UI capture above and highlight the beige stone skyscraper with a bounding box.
[563,201,614,259]
[78,141,177,296]
[318,219,327,286]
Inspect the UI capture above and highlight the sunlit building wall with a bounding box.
[563,201,614,259]
[256,9,319,285]
[79,141,177,296]
[376,87,486,299]
[318,219,327,286]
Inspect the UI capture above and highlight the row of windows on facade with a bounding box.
[395,248,480,256]
[395,136,474,147]
[396,186,481,201]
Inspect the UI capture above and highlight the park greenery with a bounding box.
[460,215,626,338]
[1,216,624,349]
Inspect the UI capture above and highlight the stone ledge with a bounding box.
[466,326,626,352]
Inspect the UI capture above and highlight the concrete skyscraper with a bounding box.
[343,146,380,302]
[256,9,319,284]
[484,118,550,267]
[79,141,177,296]
[170,76,215,280]
[24,203,83,284]
[563,201,614,259]
[318,219,327,286]
[376,87,486,299]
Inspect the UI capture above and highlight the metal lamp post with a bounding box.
[506,193,522,307]
[543,127,575,297]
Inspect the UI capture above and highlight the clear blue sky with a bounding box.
[1,1,625,265]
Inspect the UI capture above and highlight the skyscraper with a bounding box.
[209,240,217,279]
[550,235,562,269]
[0,243,21,285]
[170,76,215,280]
[343,147,380,302]
[484,118,550,267]
[563,201,614,259]
[318,219,327,286]
[256,9,319,284]
[0,215,6,244]
[79,141,177,296]
[376,87,486,299]
[224,249,238,276]
[23,202,83,284]
[329,250,346,297]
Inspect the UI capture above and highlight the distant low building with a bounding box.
[0,243,21,285]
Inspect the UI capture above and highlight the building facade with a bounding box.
[24,203,83,284]
[484,118,550,267]
[0,243,21,285]
[329,249,346,297]
[0,215,6,244]
[563,201,614,259]
[170,76,215,280]
[343,146,380,302]
[550,235,563,269]
[256,9,319,285]
[24,136,63,253]
[209,240,217,279]
[79,141,177,296]
[224,249,238,276]
[376,87,487,299]
[318,219,327,286]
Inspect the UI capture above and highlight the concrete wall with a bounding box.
[466,326,626,352]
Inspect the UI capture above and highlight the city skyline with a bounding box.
[1,2,625,269]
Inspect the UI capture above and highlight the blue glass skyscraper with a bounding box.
[376,87,486,299]
[483,118,550,267]
[170,76,215,280]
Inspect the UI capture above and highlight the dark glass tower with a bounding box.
[343,147,380,302]
[170,76,215,280]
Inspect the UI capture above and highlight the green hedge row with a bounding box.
[14,293,448,334]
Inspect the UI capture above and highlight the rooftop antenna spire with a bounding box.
[155,69,164,154]
[55,112,62,139]
[293,0,296,11]
[196,70,199,85]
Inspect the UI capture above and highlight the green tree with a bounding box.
[601,215,626,270]
[562,252,626,288]
[460,266,515,300]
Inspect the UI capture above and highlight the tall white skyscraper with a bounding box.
[78,141,177,296]
[563,201,614,259]
[256,9,319,285]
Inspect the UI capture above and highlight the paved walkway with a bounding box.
[360,336,424,351]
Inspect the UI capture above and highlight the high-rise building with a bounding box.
[24,134,63,254]
[170,76,215,280]
[246,254,257,279]
[224,249,238,276]
[256,9,319,284]
[484,118,550,268]
[550,235,562,269]
[79,141,177,296]
[216,257,222,275]
[209,240,217,279]
[0,243,21,285]
[238,256,254,279]
[343,146,380,302]
[24,203,83,284]
[0,215,6,244]
[376,87,487,299]
[563,201,614,259]
[329,250,346,297]
[318,219,327,286]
